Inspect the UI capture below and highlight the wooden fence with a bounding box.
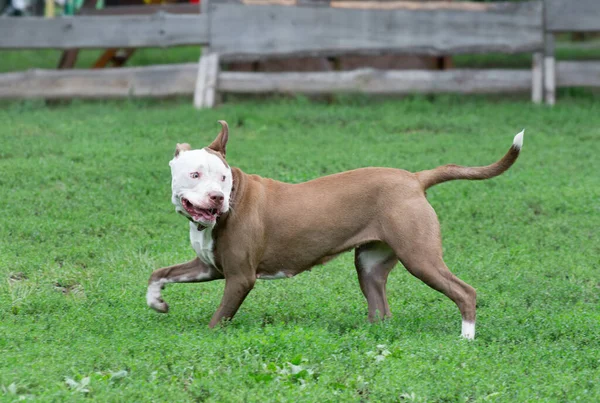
[0,13,209,49]
[0,64,199,99]
[210,2,543,58]
[0,0,598,106]
[543,0,600,104]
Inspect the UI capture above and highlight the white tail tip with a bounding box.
[513,129,524,150]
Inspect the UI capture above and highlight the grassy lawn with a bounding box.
[1,94,599,401]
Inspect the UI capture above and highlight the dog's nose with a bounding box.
[209,191,225,204]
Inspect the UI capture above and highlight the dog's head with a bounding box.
[169,121,233,228]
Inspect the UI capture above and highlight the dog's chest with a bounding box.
[189,223,216,268]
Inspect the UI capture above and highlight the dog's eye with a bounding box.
[190,172,201,179]
[221,175,226,182]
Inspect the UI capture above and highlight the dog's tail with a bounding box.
[416,130,524,191]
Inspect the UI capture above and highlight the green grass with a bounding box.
[1,94,599,402]
[454,40,600,69]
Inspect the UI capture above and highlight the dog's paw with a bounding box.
[461,321,475,340]
[149,298,169,313]
[147,282,169,313]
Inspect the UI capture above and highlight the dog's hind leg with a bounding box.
[355,242,398,322]
[384,202,477,339]
[147,258,223,313]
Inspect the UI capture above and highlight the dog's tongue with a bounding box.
[190,205,208,218]
[194,208,216,221]
[183,199,217,221]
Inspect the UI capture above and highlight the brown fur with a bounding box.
[207,120,229,157]
[149,123,522,331]
[417,145,521,189]
[174,143,191,157]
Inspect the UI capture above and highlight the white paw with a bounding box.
[147,282,169,313]
[461,320,475,340]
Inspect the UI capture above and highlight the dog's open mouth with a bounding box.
[181,198,219,222]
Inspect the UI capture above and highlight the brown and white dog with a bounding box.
[147,121,524,339]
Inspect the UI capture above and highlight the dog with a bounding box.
[147,121,524,339]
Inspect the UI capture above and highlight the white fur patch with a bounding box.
[147,270,214,310]
[358,244,395,274]
[170,148,233,224]
[513,130,524,150]
[257,272,288,280]
[146,280,167,311]
[461,320,475,340]
[190,222,216,268]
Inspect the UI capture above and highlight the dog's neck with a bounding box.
[189,167,245,272]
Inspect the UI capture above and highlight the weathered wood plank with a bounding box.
[331,1,490,11]
[557,61,600,87]
[545,0,600,32]
[210,2,543,60]
[218,69,533,94]
[0,64,198,99]
[194,52,220,109]
[532,52,543,103]
[0,65,538,100]
[544,33,556,106]
[4,62,597,102]
[203,53,220,107]
[194,55,209,108]
[0,14,209,49]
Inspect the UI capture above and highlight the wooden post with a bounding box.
[531,52,543,104]
[544,33,556,105]
[194,51,220,109]
[194,0,220,109]
[44,0,55,17]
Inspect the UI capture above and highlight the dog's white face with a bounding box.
[170,148,233,227]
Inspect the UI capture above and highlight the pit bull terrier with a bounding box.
[147,121,524,339]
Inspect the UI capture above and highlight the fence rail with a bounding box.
[218,69,534,94]
[2,62,595,101]
[556,61,600,87]
[542,0,600,104]
[211,1,543,60]
[0,13,209,49]
[0,64,198,99]
[0,0,598,105]
[545,0,600,32]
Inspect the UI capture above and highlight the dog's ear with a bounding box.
[207,120,229,158]
[174,143,192,157]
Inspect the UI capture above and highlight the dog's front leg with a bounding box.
[147,257,223,313]
[208,274,256,328]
